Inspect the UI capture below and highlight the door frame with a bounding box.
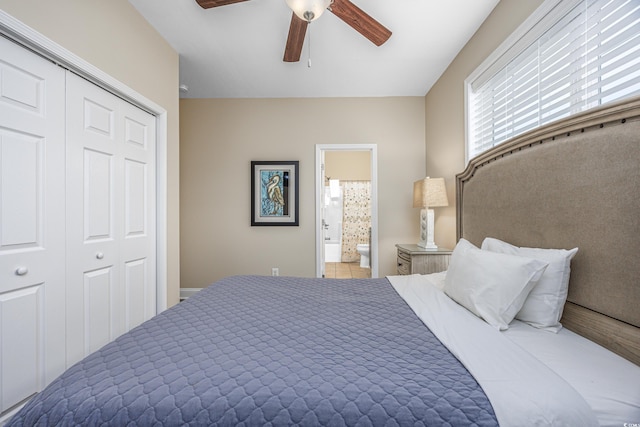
[0,11,168,312]
[315,144,378,278]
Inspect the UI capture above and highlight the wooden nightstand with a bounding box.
[396,244,452,275]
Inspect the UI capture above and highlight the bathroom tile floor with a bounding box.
[325,262,371,279]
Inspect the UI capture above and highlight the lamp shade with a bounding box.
[413,177,449,208]
[285,0,332,22]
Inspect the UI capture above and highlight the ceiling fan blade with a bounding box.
[329,0,391,46]
[195,0,250,9]
[283,13,308,63]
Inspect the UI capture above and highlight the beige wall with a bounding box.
[0,0,181,306]
[424,0,544,251]
[325,151,371,181]
[180,97,425,286]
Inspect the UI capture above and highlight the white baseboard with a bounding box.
[179,287,202,301]
[0,400,27,425]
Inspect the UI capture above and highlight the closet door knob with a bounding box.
[96,252,104,260]
[15,267,28,276]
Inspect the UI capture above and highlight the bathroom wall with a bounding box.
[325,151,371,181]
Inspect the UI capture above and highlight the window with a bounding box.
[466,0,640,161]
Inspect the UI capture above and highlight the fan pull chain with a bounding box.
[307,22,312,68]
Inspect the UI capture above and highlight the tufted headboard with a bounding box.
[456,96,640,366]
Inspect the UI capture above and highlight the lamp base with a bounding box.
[417,240,439,250]
[417,208,438,250]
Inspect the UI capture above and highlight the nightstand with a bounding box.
[396,244,452,275]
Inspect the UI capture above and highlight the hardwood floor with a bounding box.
[324,262,371,279]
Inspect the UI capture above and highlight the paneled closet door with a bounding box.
[65,73,156,366]
[0,37,66,414]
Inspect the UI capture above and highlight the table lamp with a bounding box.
[413,177,449,249]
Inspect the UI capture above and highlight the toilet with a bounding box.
[356,244,370,268]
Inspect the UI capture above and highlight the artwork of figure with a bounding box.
[261,170,288,216]
[251,161,297,226]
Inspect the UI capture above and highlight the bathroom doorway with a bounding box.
[315,145,378,278]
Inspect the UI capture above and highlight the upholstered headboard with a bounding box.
[457,96,640,366]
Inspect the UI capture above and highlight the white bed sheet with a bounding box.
[388,273,599,427]
[504,320,640,426]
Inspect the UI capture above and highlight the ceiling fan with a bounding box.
[195,0,392,63]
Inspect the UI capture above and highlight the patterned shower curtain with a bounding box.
[341,181,371,262]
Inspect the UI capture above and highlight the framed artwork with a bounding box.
[251,161,299,226]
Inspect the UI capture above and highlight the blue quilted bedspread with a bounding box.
[9,276,497,426]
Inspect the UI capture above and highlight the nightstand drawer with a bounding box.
[397,250,411,262]
[397,255,411,275]
[395,244,452,275]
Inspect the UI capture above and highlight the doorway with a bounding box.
[315,145,378,278]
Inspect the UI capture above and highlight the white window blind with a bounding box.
[467,0,640,161]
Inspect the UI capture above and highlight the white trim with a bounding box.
[179,288,202,301]
[0,401,27,425]
[0,10,169,313]
[464,79,471,164]
[465,0,577,89]
[155,113,168,312]
[315,144,379,279]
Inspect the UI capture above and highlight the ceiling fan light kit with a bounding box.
[195,0,391,63]
[285,0,333,22]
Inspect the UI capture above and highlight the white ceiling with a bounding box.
[128,0,499,98]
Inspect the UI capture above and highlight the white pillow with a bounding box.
[481,237,578,332]
[444,239,548,330]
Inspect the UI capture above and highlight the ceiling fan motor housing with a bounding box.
[285,0,332,22]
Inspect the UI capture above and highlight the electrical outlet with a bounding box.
[271,267,279,276]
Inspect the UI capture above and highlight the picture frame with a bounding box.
[251,161,299,226]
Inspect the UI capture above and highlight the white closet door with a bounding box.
[65,73,156,366]
[0,37,66,414]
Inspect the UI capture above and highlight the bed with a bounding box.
[8,96,640,426]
